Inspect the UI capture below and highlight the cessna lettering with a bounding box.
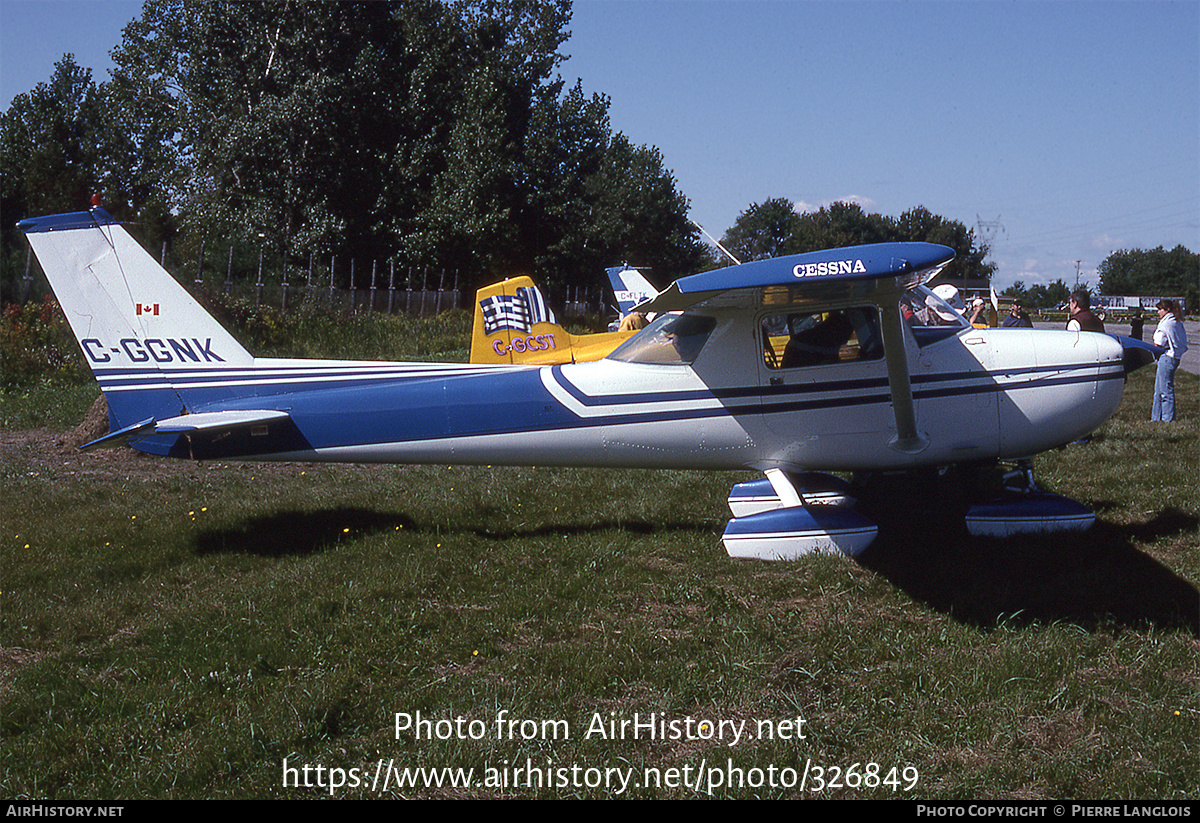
[793,259,868,278]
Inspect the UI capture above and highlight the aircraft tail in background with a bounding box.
[469,276,631,365]
[604,265,658,315]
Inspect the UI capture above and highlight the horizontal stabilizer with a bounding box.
[80,418,158,451]
[154,409,292,433]
[81,410,294,452]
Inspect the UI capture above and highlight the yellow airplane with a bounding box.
[469,276,634,365]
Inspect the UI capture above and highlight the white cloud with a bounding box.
[1087,233,1124,252]
[794,195,878,214]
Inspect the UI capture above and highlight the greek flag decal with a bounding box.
[480,285,556,334]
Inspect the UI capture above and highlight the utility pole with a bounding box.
[975,214,1006,248]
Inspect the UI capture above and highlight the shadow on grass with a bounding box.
[192,507,690,557]
[193,507,417,557]
[192,496,1197,633]
[854,475,1199,633]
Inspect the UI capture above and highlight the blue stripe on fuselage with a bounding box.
[205,367,576,450]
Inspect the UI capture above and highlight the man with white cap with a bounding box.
[916,283,966,326]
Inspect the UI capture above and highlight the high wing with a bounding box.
[634,243,950,313]
[636,242,955,454]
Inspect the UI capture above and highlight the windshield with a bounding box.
[903,285,971,329]
[607,313,716,365]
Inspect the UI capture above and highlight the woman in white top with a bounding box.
[1151,299,1188,422]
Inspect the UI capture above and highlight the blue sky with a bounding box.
[3,0,1197,290]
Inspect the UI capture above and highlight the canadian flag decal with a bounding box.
[136,303,160,316]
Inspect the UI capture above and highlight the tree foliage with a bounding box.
[0,56,149,299]
[1001,279,1072,310]
[721,200,995,281]
[96,0,704,291]
[1098,246,1198,310]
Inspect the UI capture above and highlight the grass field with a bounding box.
[1,334,1196,798]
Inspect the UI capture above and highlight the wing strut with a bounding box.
[878,300,929,454]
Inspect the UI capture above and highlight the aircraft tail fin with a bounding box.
[18,209,255,431]
[605,265,658,315]
[469,276,579,365]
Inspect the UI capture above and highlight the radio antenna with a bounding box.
[692,221,742,265]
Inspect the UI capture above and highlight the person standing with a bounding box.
[1151,299,1188,422]
[1066,291,1104,332]
[1002,300,1033,328]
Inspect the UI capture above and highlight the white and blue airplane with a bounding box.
[18,208,1157,559]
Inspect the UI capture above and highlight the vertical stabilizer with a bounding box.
[18,209,254,428]
[469,276,578,365]
[605,266,658,315]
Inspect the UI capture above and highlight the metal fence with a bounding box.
[11,241,603,319]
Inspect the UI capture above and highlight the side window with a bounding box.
[762,307,883,370]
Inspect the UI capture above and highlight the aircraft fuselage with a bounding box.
[126,321,1126,474]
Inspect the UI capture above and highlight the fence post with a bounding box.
[388,261,396,314]
[306,250,314,303]
[195,237,205,287]
[369,260,377,313]
[329,254,336,310]
[21,244,32,302]
[281,250,290,313]
[256,234,265,310]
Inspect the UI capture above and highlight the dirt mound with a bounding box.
[65,394,110,449]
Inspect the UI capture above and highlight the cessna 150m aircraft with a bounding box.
[18,208,1157,558]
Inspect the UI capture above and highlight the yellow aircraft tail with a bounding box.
[470,276,633,365]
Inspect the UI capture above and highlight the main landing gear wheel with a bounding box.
[965,459,1095,537]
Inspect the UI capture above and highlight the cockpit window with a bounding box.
[902,285,971,347]
[607,313,716,365]
[762,306,883,369]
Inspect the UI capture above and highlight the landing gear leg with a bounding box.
[1001,458,1039,495]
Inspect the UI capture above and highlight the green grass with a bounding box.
[1,345,1196,798]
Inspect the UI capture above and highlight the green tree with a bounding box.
[1098,246,1198,310]
[105,0,704,294]
[1004,279,1071,310]
[1,55,148,299]
[721,200,995,281]
[720,197,803,262]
